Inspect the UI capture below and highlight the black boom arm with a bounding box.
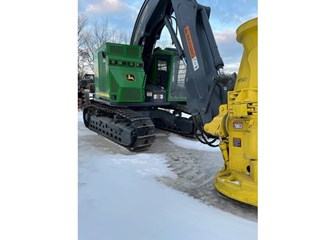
[131,0,230,126]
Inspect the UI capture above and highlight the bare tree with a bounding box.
[78,14,90,80]
[78,16,130,81]
[78,14,88,47]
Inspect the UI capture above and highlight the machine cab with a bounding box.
[146,47,187,103]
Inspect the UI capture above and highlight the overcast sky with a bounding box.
[78,0,258,72]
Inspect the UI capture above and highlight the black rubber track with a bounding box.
[83,102,156,151]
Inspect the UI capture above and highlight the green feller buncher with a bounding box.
[83,43,197,151]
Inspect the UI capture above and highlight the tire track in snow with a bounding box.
[147,130,258,222]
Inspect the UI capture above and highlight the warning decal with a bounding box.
[233,121,243,129]
[233,138,242,147]
[184,25,199,71]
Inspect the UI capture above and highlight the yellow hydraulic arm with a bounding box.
[204,18,258,206]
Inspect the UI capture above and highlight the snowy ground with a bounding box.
[78,112,257,240]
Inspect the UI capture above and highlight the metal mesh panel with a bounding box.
[169,59,187,99]
[126,47,139,57]
[110,46,123,55]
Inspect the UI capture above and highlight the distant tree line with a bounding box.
[78,14,130,80]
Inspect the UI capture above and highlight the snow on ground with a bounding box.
[168,135,221,152]
[78,112,257,240]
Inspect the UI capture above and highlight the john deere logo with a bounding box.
[126,74,135,82]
